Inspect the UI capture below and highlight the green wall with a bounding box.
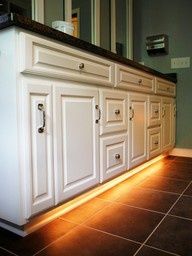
[44,0,64,27]
[72,0,92,43]
[133,0,192,149]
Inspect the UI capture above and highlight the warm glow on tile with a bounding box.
[25,155,165,235]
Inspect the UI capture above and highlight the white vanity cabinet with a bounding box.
[0,27,176,235]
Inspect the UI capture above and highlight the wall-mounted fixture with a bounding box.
[146,34,168,56]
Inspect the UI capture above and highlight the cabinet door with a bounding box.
[162,97,173,152]
[54,85,99,204]
[23,81,54,218]
[129,93,148,168]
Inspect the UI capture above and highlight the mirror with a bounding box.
[44,0,64,27]
[0,0,133,59]
[72,0,92,43]
[0,0,31,17]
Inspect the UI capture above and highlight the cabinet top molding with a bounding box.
[0,13,176,83]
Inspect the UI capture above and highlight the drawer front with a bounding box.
[116,65,155,93]
[155,78,176,96]
[148,96,161,127]
[148,127,162,159]
[100,135,128,182]
[100,90,127,135]
[19,33,115,86]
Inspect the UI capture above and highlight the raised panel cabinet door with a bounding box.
[162,97,172,151]
[100,134,128,182]
[23,81,54,218]
[147,127,162,159]
[54,85,99,204]
[129,93,148,168]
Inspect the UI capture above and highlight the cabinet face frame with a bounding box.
[53,83,100,204]
[21,79,54,219]
[128,93,148,168]
[161,97,173,152]
[172,99,176,147]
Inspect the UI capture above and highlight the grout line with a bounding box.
[79,224,142,245]
[112,200,167,215]
[144,173,192,183]
[136,186,182,196]
[33,202,113,256]
[133,180,192,256]
[142,244,181,256]
[34,157,191,256]
[0,246,18,256]
[32,224,79,256]
[152,173,192,183]
[181,193,192,198]
[168,213,192,222]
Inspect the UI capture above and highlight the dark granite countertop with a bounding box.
[0,13,177,83]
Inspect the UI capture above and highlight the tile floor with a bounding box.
[0,156,192,256]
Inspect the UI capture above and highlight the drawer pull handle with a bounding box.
[115,153,121,159]
[162,107,166,117]
[38,103,46,133]
[78,63,85,70]
[95,105,101,123]
[154,110,159,114]
[115,109,120,115]
[129,106,134,120]
[138,79,142,84]
[174,106,176,117]
[154,141,159,145]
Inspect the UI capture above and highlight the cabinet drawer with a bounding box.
[155,78,176,96]
[116,64,155,93]
[148,96,161,127]
[100,90,127,135]
[100,135,128,182]
[19,33,115,86]
[147,127,162,159]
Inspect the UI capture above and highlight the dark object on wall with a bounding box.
[0,0,8,15]
[146,34,168,56]
[116,42,123,56]
[164,73,177,83]
[0,0,31,17]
